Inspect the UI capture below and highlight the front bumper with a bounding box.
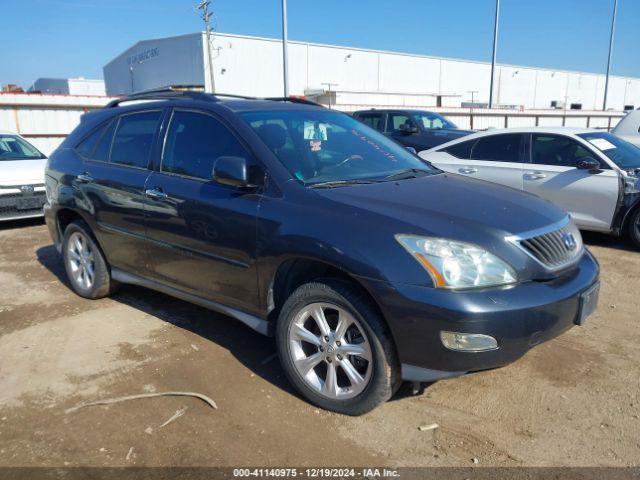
[359,251,600,381]
[0,190,46,221]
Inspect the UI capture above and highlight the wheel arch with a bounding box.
[266,257,393,339]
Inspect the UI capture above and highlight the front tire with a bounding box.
[62,220,117,299]
[276,280,400,415]
[628,208,640,249]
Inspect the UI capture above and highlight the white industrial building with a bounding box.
[28,77,106,96]
[104,32,640,112]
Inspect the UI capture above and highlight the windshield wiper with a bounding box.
[383,168,433,181]
[309,179,379,189]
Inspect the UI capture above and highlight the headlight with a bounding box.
[395,235,517,289]
[624,175,640,194]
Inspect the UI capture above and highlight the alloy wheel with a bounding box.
[288,302,373,400]
[66,231,95,290]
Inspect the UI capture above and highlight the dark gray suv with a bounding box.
[43,89,599,415]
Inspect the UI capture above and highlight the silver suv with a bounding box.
[420,127,640,247]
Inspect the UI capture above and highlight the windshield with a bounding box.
[578,132,640,169]
[241,109,436,185]
[411,111,457,130]
[0,135,45,161]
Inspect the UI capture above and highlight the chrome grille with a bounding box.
[508,218,583,271]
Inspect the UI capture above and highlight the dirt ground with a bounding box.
[0,219,638,468]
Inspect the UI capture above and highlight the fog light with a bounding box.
[440,331,498,352]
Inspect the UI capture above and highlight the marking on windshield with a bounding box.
[588,138,616,151]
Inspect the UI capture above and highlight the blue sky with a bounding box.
[2,0,638,89]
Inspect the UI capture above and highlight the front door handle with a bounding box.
[524,171,547,180]
[75,173,94,184]
[145,188,168,200]
[458,167,478,174]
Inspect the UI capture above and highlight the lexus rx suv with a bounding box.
[44,89,599,415]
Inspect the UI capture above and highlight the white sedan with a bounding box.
[419,127,640,247]
[0,131,47,221]
[612,109,640,148]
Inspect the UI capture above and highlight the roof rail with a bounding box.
[264,96,324,107]
[106,87,324,109]
[105,87,214,108]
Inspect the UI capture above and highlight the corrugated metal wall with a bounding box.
[0,93,113,155]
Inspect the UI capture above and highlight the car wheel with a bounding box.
[628,208,640,249]
[276,280,400,415]
[62,220,118,299]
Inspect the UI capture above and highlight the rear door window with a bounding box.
[531,134,593,167]
[388,113,416,133]
[162,110,249,180]
[471,134,522,162]
[110,111,161,168]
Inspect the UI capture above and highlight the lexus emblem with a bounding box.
[562,233,577,251]
[20,185,34,195]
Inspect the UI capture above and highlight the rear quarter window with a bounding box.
[443,140,475,159]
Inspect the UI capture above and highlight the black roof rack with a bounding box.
[105,87,214,108]
[264,97,323,107]
[106,86,324,109]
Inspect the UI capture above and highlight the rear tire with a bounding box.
[276,280,400,415]
[627,208,640,249]
[62,220,118,299]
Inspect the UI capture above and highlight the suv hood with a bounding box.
[0,159,47,187]
[316,173,566,239]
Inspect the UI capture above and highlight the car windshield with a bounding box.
[241,109,437,185]
[0,135,45,160]
[411,111,457,130]
[578,132,640,169]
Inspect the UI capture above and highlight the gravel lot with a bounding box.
[0,219,638,467]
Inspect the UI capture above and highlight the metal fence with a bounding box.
[0,93,112,155]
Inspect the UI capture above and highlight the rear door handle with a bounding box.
[458,167,478,174]
[145,188,168,200]
[75,173,94,184]
[524,171,547,180]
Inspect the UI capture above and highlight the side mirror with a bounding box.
[398,123,418,135]
[213,156,255,188]
[577,157,601,171]
[405,146,417,154]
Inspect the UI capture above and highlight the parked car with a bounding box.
[44,90,599,415]
[352,109,473,151]
[0,131,48,221]
[420,128,640,247]
[612,108,640,147]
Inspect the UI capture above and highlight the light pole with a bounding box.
[488,0,500,109]
[198,1,216,93]
[603,0,618,111]
[281,0,289,97]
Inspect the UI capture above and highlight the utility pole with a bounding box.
[281,0,289,97]
[198,1,216,93]
[603,0,618,111]
[488,0,500,109]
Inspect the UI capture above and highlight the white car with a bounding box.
[0,131,47,221]
[612,109,640,147]
[419,127,640,247]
